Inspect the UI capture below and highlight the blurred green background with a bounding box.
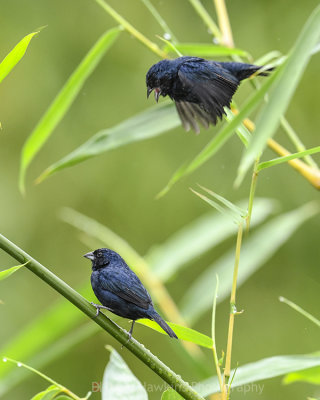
[0,0,319,399]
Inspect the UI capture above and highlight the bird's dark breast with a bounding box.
[168,78,195,102]
[91,273,152,320]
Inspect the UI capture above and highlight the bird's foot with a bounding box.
[90,302,108,318]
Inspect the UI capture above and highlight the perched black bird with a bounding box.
[146,56,272,134]
[84,248,178,339]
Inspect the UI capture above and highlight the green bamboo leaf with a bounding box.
[19,26,122,193]
[158,65,282,197]
[283,365,320,385]
[0,285,93,389]
[0,322,98,397]
[103,346,148,400]
[0,30,40,84]
[257,145,320,171]
[141,0,178,43]
[162,389,183,399]
[31,385,61,400]
[54,397,73,400]
[36,102,180,183]
[237,4,320,183]
[254,50,283,66]
[0,262,27,281]
[163,42,247,57]
[137,319,213,348]
[195,353,320,397]
[181,202,319,324]
[147,198,275,281]
[224,107,250,146]
[279,296,320,328]
[193,185,247,221]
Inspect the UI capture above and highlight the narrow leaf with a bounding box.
[163,42,247,57]
[37,102,180,183]
[279,296,320,328]
[159,66,282,196]
[197,185,246,218]
[31,385,61,400]
[0,262,27,281]
[137,319,213,348]
[238,5,320,181]
[147,198,276,281]
[161,388,183,399]
[0,285,93,384]
[19,26,122,193]
[284,365,320,385]
[181,203,319,324]
[195,353,320,397]
[0,30,39,84]
[103,346,148,400]
[257,145,320,171]
[0,322,98,397]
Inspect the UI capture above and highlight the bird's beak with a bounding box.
[83,251,94,261]
[154,88,161,103]
[147,86,153,99]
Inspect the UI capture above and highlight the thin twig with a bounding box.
[141,0,179,43]
[246,157,260,232]
[223,222,243,394]
[2,357,84,400]
[211,275,224,392]
[213,0,234,47]
[94,0,167,58]
[188,0,221,39]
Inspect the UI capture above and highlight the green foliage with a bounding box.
[181,203,319,323]
[158,65,282,197]
[0,30,39,84]
[37,102,179,183]
[257,145,320,171]
[237,4,320,182]
[195,354,320,396]
[137,319,213,348]
[162,389,183,399]
[147,197,275,281]
[2,357,84,400]
[19,26,122,193]
[279,296,320,328]
[283,366,320,385]
[1,1,319,399]
[0,262,27,281]
[163,42,247,57]
[103,346,148,400]
[30,385,61,400]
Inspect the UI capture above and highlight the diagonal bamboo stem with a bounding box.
[0,233,204,400]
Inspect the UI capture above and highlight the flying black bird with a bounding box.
[84,248,178,339]
[146,56,272,134]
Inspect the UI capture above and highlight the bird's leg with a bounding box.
[128,320,135,340]
[90,302,109,318]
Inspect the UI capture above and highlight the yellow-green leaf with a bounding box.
[0,262,27,281]
[237,4,320,183]
[19,26,122,193]
[137,319,213,348]
[0,30,39,84]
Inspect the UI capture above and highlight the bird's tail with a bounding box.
[220,62,274,81]
[150,311,178,339]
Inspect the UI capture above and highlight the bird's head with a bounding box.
[146,59,175,101]
[83,248,121,270]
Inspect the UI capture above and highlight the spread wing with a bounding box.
[99,267,152,310]
[176,61,239,132]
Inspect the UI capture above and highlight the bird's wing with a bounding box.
[177,61,239,126]
[99,267,152,310]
